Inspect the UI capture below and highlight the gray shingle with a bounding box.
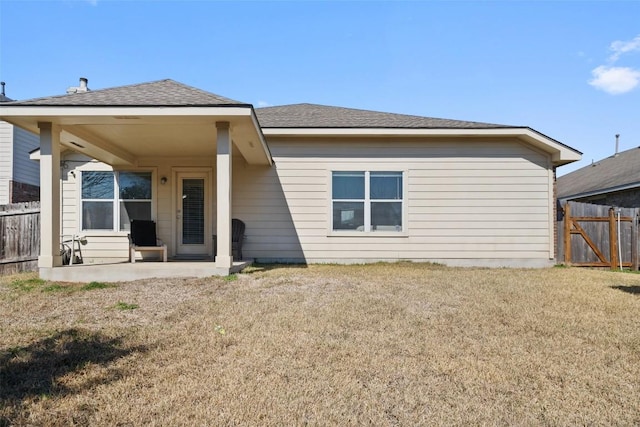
[557,147,640,198]
[5,79,517,129]
[255,103,511,129]
[3,79,246,106]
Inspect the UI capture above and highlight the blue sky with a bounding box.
[1,0,639,175]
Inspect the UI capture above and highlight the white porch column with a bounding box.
[215,121,233,268]
[38,122,62,268]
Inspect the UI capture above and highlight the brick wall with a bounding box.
[10,180,40,203]
[553,167,558,261]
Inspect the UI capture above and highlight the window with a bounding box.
[81,171,152,231]
[332,171,403,232]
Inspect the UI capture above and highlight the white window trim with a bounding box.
[328,169,408,237]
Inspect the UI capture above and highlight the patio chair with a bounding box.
[232,218,246,260]
[128,220,167,263]
[212,219,246,260]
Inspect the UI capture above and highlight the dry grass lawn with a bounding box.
[1,263,639,426]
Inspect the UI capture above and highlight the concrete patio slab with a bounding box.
[40,259,253,282]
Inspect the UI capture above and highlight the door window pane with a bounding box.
[182,179,204,244]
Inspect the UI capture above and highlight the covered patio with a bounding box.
[42,259,253,282]
[0,79,272,281]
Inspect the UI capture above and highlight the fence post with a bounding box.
[564,202,571,265]
[609,207,618,270]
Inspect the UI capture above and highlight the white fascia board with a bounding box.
[261,127,499,136]
[510,128,582,164]
[249,110,273,165]
[0,106,254,118]
[262,127,582,164]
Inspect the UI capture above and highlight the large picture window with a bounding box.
[332,171,403,232]
[81,171,152,231]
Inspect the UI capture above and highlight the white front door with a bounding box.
[176,172,210,257]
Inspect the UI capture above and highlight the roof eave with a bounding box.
[262,127,582,165]
[559,181,640,202]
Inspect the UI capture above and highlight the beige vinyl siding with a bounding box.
[0,122,13,204]
[59,155,131,262]
[60,154,215,263]
[234,137,555,267]
[57,137,554,267]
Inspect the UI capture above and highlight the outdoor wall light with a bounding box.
[160,176,168,185]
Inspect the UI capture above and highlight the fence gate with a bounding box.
[561,201,639,270]
[0,201,40,274]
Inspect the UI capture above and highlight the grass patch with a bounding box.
[1,264,639,425]
[223,273,238,282]
[112,301,139,310]
[42,284,66,293]
[9,277,46,292]
[82,281,116,291]
[6,277,116,294]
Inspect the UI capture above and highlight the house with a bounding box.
[0,78,581,281]
[557,146,640,207]
[0,83,39,204]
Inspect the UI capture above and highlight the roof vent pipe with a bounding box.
[0,82,5,96]
[67,77,90,94]
[615,134,620,157]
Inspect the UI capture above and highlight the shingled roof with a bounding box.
[557,146,640,199]
[2,79,247,107]
[255,103,511,129]
[5,78,513,129]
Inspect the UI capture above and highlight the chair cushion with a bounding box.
[131,220,158,246]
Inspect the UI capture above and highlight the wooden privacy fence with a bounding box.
[0,201,40,274]
[558,201,639,270]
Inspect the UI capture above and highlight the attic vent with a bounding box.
[67,77,90,94]
[69,141,85,149]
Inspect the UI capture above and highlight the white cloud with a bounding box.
[589,34,640,95]
[256,100,272,108]
[589,65,640,95]
[609,34,640,62]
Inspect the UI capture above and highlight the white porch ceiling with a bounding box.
[0,107,272,166]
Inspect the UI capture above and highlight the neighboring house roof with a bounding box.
[1,79,247,107]
[255,103,511,129]
[557,146,640,199]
